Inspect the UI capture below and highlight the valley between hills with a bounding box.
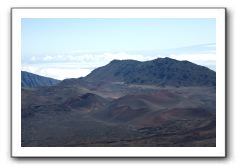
[21,57,216,147]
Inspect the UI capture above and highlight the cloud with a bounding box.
[22,52,156,80]
[98,52,155,62]
[43,55,53,61]
[22,43,216,79]
[168,53,216,71]
[30,56,37,61]
[169,53,216,62]
[22,63,93,80]
[26,52,155,64]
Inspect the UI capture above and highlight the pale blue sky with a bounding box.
[21,18,216,80]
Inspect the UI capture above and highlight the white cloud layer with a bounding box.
[22,43,216,80]
[22,52,157,80]
[27,52,156,65]
[22,63,92,80]
[169,53,216,70]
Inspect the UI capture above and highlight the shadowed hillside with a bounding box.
[21,71,60,88]
[79,57,215,87]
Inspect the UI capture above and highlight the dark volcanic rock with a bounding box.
[85,59,141,82]
[64,93,109,111]
[61,57,216,87]
[21,71,60,88]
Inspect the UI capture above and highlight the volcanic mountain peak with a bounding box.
[109,59,140,64]
[21,71,60,88]
[83,57,216,87]
[154,57,174,61]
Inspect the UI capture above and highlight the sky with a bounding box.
[21,18,216,80]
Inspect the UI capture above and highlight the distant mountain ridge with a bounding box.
[21,71,60,88]
[66,57,215,87]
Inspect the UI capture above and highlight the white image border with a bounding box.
[11,8,226,157]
